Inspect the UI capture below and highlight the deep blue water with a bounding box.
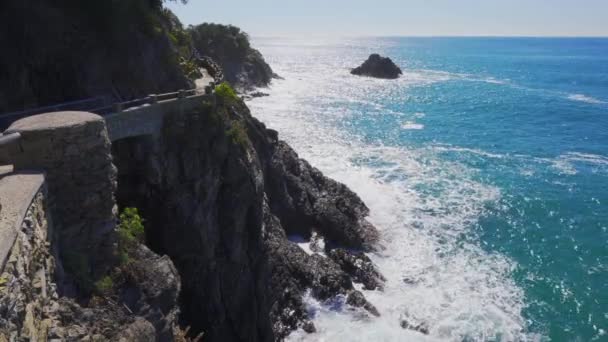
[251,37,608,341]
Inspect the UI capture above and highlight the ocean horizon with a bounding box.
[249,36,608,341]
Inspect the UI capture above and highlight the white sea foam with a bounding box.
[547,152,608,175]
[402,121,425,130]
[567,93,606,104]
[561,152,608,166]
[432,145,506,159]
[248,43,532,341]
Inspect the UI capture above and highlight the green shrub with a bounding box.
[179,57,203,80]
[117,207,145,264]
[215,82,239,104]
[94,275,114,295]
[226,120,249,147]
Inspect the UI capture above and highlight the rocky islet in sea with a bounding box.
[351,53,403,79]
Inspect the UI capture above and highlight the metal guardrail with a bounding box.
[0,52,222,142]
[0,87,213,150]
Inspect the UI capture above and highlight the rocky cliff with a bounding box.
[0,78,384,342]
[0,0,191,113]
[111,96,383,340]
[0,112,184,341]
[189,23,277,91]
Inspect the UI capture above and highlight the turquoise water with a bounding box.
[249,37,608,341]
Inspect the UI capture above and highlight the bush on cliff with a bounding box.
[118,207,145,264]
[215,82,239,104]
[226,120,249,148]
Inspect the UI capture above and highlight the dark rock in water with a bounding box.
[328,249,385,290]
[351,54,402,79]
[250,91,270,98]
[242,91,271,101]
[346,291,380,317]
[400,319,430,335]
[264,140,379,251]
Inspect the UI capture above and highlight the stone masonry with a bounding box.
[5,111,117,289]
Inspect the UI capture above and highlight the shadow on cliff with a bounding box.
[110,97,384,341]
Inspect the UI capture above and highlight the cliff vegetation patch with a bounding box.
[215,82,240,104]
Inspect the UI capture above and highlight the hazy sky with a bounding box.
[166,0,608,37]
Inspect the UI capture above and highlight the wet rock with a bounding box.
[328,249,385,291]
[263,140,379,251]
[250,91,270,98]
[346,291,380,317]
[309,231,325,254]
[400,319,430,335]
[351,54,402,79]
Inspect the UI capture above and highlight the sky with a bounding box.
[165,0,608,37]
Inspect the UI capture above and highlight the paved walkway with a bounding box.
[0,171,45,270]
[195,68,215,92]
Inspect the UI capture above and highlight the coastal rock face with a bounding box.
[111,99,383,340]
[0,182,182,341]
[5,112,118,290]
[0,0,191,114]
[189,23,277,91]
[351,54,403,79]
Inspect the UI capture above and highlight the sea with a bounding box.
[248,37,608,341]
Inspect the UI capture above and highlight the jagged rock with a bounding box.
[119,245,181,341]
[250,92,270,98]
[328,249,385,290]
[111,99,381,341]
[117,318,157,342]
[351,54,402,79]
[189,23,278,91]
[263,140,379,251]
[400,319,430,335]
[264,201,380,338]
[346,291,380,317]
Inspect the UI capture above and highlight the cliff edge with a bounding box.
[189,23,277,91]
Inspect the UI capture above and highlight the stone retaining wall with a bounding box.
[105,93,214,141]
[5,112,117,286]
[0,181,56,340]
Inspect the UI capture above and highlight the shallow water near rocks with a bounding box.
[249,37,608,341]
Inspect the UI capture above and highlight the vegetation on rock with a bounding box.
[94,275,114,295]
[226,120,249,147]
[117,207,145,264]
[215,82,239,104]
